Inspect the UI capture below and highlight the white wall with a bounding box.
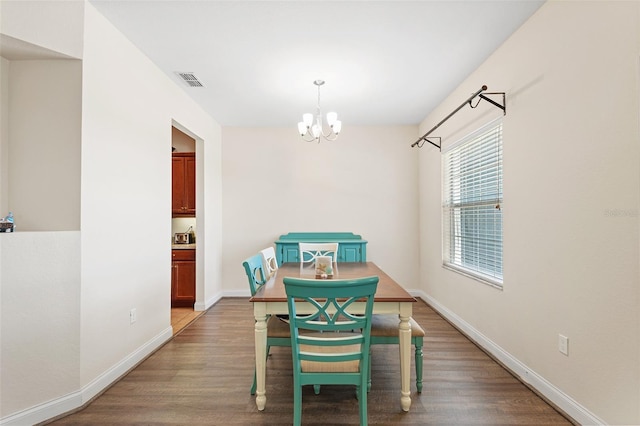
[0,0,84,59]
[0,2,223,424]
[0,232,80,419]
[79,1,222,390]
[418,1,640,424]
[222,126,419,295]
[0,0,84,229]
[0,2,85,421]
[8,59,82,231]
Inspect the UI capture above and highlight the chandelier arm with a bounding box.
[322,132,338,142]
[320,127,337,140]
[301,131,318,142]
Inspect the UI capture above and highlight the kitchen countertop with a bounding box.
[172,243,196,250]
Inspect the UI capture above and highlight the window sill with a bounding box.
[442,263,503,290]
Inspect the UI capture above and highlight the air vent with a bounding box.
[177,72,204,87]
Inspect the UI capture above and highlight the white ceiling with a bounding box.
[87,1,544,127]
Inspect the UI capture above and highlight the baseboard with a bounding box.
[221,289,251,298]
[413,290,605,425]
[0,326,173,426]
[0,392,82,426]
[195,292,223,311]
[194,289,253,311]
[80,326,173,403]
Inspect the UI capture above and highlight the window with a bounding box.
[442,120,503,287]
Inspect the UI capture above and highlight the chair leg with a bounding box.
[358,383,368,426]
[367,348,372,392]
[251,370,257,395]
[415,339,423,393]
[313,384,321,395]
[293,383,303,426]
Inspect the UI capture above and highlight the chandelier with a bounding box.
[297,80,342,142]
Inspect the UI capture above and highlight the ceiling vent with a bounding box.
[176,72,204,87]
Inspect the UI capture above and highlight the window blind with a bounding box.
[442,121,503,286]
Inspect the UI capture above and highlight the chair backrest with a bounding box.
[298,242,339,266]
[283,276,378,374]
[260,246,278,278]
[242,253,268,296]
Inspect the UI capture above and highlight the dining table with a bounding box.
[249,261,417,412]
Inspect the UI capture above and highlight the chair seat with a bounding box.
[370,315,425,337]
[267,315,291,338]
[300,332,362,373]
[369,314,425,393]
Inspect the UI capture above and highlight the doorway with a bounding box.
[171,125,197,334]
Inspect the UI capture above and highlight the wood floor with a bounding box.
[171,307,203,336]
[47,298,574,425]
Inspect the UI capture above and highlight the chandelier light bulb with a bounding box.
[297,121,307,136]
[303,113,313,127]
[326,112,338,126]
[311,123,321,139]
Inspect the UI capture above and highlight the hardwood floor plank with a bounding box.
[46,298,574,425]
[171,307,204,335]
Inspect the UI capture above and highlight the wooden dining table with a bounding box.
[249,261,417,412]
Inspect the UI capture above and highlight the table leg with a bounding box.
[254,303,268,411]
[399,304,412,412]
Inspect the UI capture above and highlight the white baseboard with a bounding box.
[413,290,604,425]
[0,327,173,426]
[222,289,251,298]
[195,292,223,311]
[80,326,173,403]
[194,290,250,311]
[0,392,82,426]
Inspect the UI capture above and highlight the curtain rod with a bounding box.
[411,85,505,149]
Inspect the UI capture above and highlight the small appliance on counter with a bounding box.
[174,226,196,244]
[174,233,190,244]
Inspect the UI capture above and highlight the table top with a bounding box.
[250,262,416,303]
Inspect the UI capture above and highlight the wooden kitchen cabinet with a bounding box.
[172,152,196,217]
[171,249,195,307]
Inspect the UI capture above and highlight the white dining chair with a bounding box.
[298,242,339,267]
[260,246,278,278]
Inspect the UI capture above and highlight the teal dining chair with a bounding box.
[242,253,291,395]
[283,275,379,426]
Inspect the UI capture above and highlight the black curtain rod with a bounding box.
[411,85,488,149]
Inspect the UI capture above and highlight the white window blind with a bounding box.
[442,120,503,286]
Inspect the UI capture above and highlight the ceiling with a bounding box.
[88,1,543,127]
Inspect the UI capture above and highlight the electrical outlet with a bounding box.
[130,308,137,324]
[558,334,568,355]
